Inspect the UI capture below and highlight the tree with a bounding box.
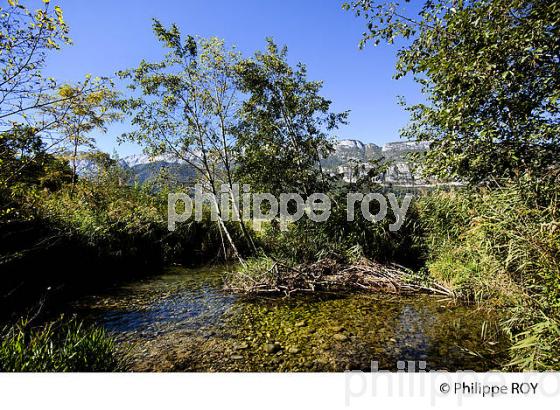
[44,77,121,193]
[1,1,113,189]
[0,123,71,189]
[118,20,249,259]
[0,124,72,220]
[344,0,560,184]
[0,0,70,129]
[234,39,348,197]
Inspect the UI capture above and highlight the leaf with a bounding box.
[54,6,64,24]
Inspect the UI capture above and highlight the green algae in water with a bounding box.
[71,266,508,372]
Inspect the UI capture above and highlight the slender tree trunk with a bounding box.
[224,166,257,254]
[70,136,78,197]
[203,154,243,263]
[217,108,258,254]
[208,175,243,262]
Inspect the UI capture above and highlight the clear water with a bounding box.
[72,265,508,372]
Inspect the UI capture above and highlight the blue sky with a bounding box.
[44,0,423,156]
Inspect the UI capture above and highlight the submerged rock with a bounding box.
[75,265,508,372]
[333,333,349,342]
[295,320,307,327]
[233,342,249,350]
[264,342,281,354]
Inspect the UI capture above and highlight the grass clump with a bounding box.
[0,316,124,372]
[224,256,277,291]
[417,176,560,370]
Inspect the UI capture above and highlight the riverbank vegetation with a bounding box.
[0,316,122,372]
[417,179,560,370]
[0,0,558,371]
[341,0,559,370]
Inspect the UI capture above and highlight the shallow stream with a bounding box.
[72,265,507,371]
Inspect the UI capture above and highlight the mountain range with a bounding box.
[76,139,431,186]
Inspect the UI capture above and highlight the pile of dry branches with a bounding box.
[224,257,453,297]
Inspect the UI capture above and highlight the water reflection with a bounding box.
[390,304,433,360]
[75,266,237,338]
[71,265,507,371]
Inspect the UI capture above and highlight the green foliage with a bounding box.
[345,0,560,183]
[117,21,241,179]
[36,181,163,247]
[4,163,251,267]
[261,189,423,267]
[1,1,558,373]
[346,0,560,369]
[0,316,122,372]
[117,21,254,258]
[505,311,560,371]
[223,255,276,289]
[417,178,560,369]
[1,2,120,201]
[0,0,70,127]
[414,188,476,258]
[235,39,348,197]
[0,128,73,222]
[43,77,121,189]
[0,126,73,193]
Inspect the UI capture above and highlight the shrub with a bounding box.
[260,189,424,267]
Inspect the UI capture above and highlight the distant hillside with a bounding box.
[75,153,195,185]
[75,139,431,186]
[321,139,431,185]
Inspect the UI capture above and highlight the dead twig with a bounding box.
[224,257,454,297]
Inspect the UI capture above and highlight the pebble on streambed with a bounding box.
[233,342,249,350]
[264,342,281,354]
[333,333,349,342]
[74,266,507,372]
